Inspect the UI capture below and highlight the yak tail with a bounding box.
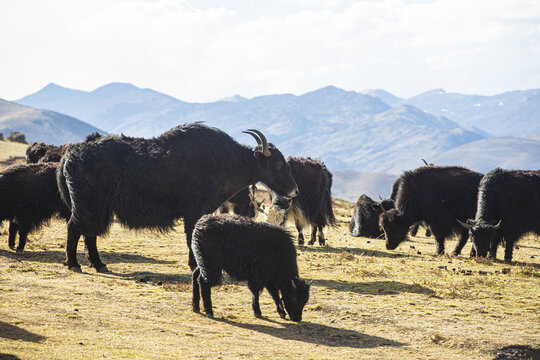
[56,156,72,210]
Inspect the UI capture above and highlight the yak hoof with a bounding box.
[205,312,214,319]
[69,266,82,273]
[192,306,200,313]
[15,247,24,253]
[8,245,16,251]
[96,264,110,273]
[254,312,262,319]
[504,258,513,264]
[278,312,286,319]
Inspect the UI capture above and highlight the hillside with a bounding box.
[332,170,397,202]
[0,99,102,145]
[431,137,540,174]
[0,139,28,167]
[399,88,540,137]
[16,83,485,173]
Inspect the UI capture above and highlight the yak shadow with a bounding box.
[216,318,404,348]
[0,249,176,266]
[313,279,434,296]
[106,270,192,286]
[299,245,420,260]
[0,354,22,360]
[0,321,45,343]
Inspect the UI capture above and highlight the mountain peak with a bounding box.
[91,82,139,95]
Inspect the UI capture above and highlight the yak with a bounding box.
[191,214,310,321]
[57,123,298,272]
[458,168,540,263]
[349,194,394,238]
[26,142,68,164]
[263,157,336,245]
[379,166,482,255]
[0,163,70,251]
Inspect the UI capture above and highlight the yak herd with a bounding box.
[1,122,539,321]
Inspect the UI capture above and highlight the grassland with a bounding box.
[0,197,538,360]
[0,140,28,165]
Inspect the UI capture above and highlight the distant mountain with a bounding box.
[431,137,540,174]
[0,99,102,145]
[332,170,397,202]
[16,83,488,173]
[361,89,402,106]
[526,132,540,141]
[399,88,540,137]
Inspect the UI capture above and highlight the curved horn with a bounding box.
[457,219,473,230]
[243,131,261,146]
[379,195,383,201]
[422,158,429,166]
[494,220,502,229]
[247,129,271,157]
[290,279,297,290]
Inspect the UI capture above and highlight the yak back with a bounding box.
[287,156,337,228]
[476,168,540,234]
[0,163,70,230]
[192,214,298,287]
[394,166,482,231]
[58,123,255,236]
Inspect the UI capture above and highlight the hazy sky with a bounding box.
[1,0,539,102]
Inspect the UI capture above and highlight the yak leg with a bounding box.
[199,276,213,319]
[64,222,82,272]
[504,236,515,264]
[295,220,304,245]
[8,221,18,250]
[184,218,198,271]
[308,226,317,245]
[425,225,432,237]
[470,246,477,257]
[248,283,263,318]
[410,223,419,237]
[192,267,201,313]
[434,235,445,255]
[318,225,325,245]
[84,236,108,273]
[488,232,502,260]
[451,229,469,256]
[15,228,29,253]
[266,285,286,319]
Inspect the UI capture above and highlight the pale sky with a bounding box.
[1,0,539,102]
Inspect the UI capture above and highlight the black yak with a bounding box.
[191,214,310,321]
[0,163,70,251]
[379,166,482,255]
[263,157,336,245]
[57,124,298,272]
[26,143,68,164]
[349,194,394,238]
[458,168,540,263]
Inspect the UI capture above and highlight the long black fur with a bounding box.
[0,163,70,251]
[270,156,336,245]
[467,168,540,262]
[57,122,297,272]
[191,214,310,321]
[379,166,482,255]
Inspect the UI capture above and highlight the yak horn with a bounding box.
[457,219,473,230]
[378,195,383,201]
[290,279,297,289]
[247,129,271,157]
[494,220,502,229]
[422,158,429,166]
[243,130,261,146]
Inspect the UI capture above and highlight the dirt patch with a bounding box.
[493,345,540,360]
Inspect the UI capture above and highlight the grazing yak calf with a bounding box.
[191,215,310,321]
[216,186,259,218]
[458,168,540,263]
[57,124,298,272]
[379,166,482,255]
[349,194,394,238]
[264,157,336,245]
[0,163,70,251]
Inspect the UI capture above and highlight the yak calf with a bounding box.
[191,215,311,321]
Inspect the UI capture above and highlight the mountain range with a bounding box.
[8,82,540,201]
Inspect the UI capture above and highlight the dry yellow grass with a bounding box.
[0,200,538,360]
[0,140,28,166]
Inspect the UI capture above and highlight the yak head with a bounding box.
[243,129,298,200]
[457,219,501,257]
[281,277,311,322]
[379,209,409,250]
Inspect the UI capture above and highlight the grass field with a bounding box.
[0,140,28,166]
[0,197,538,360]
